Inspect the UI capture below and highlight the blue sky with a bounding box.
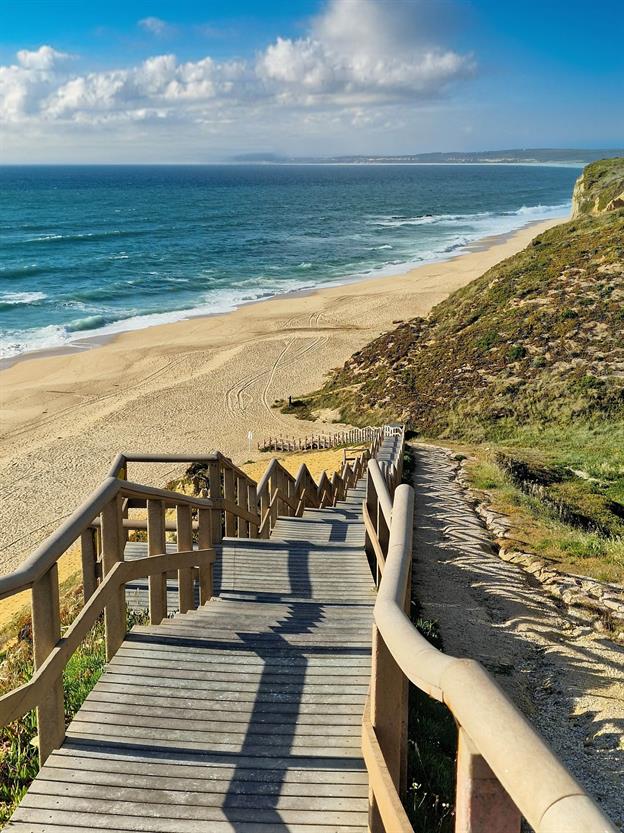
[0,0,622,162]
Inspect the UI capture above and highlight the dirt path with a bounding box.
[410,444,624,829]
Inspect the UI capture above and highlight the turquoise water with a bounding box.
[0,164,579,359]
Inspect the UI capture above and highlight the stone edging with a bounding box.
[430,445,624,634]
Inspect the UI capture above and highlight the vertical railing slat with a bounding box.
[147,498,167,625]
[31,564,65,764]
[80,528,98,603]
[238,476,250,538]
[101,495,126,660]
[176,504,194,613]
[223,466,236,537]
[198,507,214,604]
[455,728,521,833]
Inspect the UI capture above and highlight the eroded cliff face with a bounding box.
[572,157,624,217]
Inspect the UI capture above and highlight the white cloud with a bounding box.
[17,45,70,70]
[138,17,170,36]
[257,0,473,100]
[0,1,475,158]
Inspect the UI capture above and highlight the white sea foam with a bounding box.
[0,291,47,305]
[0,199,571,361]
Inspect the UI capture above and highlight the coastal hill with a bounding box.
[303,157,624,436]
[289,158,624,580]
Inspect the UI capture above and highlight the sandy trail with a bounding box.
[0,220,560,579]
[410,444,623,828]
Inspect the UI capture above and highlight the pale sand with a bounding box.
[0,219,561,585]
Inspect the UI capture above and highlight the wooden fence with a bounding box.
[258,424,401,452]
[363,429,617,833]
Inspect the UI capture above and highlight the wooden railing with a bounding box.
[363,431,618,833]
[0,434,380,767]
[259,424,401,452]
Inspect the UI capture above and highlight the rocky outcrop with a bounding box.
[572,157,624,217]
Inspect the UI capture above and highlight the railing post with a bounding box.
[101,495,125,660]
[197,507,214,604]
[207,458,223,545]
[455,728,521,833]
[223,466,237,537]
[31,564,65,765]
[248,482,258,538]
[176,504,195,613]
[238,475,250,538]
[365,468,379,581]
[148,499,167,625]
[80,527,98,603]
[259,483,270,538]
[370,626,406,787]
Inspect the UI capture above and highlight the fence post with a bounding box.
[80,527,98,603]
[248,482,258,538]
[101,495,125,660]
[197,507,214,604]
[31,564,65,764]
[238,475,250,537]
[207,460,223,545]
[455,728,521,833]
[365,468,379,581]
[223,466,237,537]
[176,504,194,612]
[148,499,167,625]
[259,483,270,538]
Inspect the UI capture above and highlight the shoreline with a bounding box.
[0,215,566,372]
[0,216,564,579]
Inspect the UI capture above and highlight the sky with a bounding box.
[0,0,622,163]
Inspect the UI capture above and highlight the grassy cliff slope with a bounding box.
[293,159,624,582]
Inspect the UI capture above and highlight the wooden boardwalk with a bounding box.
[8,480,375,831]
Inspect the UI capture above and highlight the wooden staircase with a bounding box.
[7,478,376,831]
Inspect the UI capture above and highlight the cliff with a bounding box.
[572,157,624,217]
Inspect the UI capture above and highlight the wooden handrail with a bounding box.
[0,427,380,767]
[363,430,618,833]
[0,549,212,728]
[0,477,122,600]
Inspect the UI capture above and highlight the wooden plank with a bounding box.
[10,808,367,833]
[35,765,368,796]
[15,794,368,826]
[25,779,368,812]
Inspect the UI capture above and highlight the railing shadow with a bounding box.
[410,444,624,818]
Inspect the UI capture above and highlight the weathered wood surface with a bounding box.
[8,480,374,832]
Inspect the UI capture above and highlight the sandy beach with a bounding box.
[0,218,561,579]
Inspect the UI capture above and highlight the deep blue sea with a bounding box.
[0,164,579,359]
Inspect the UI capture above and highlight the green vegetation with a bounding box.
[0,592,147,823]
[464,445,624,583]
[275,397,316,420]
[573,157,624,215]
[293,159,624,583]
[407,607,456,833]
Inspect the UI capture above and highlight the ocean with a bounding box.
[0,164,579,360]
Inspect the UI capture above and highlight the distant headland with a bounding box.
[231,148,624,165]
